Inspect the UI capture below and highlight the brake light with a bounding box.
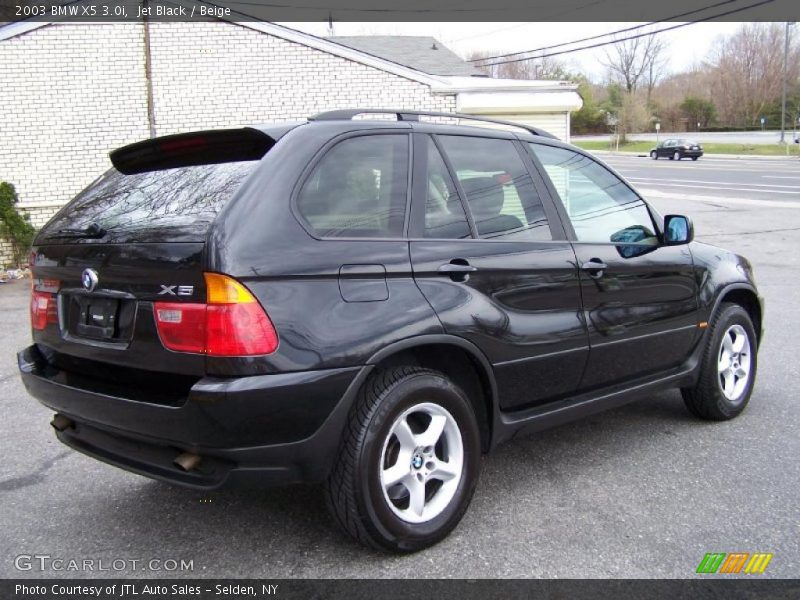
[30,290,57,330]
[159,136,208,153]
[153,273,278,356]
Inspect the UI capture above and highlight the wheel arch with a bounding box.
[712,284,763,345]
[367,335,498,452]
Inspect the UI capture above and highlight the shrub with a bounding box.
[0,182,35,268]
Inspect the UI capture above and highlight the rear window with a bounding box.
[38,161,256,244]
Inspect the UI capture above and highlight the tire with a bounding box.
[681,303,758,421]
[692,156,699,161]
[325,366,481,552]
[673,151,681,161]
[650,150,658,160]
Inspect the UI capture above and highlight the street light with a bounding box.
[780,22,796,144]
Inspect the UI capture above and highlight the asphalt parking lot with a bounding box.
[1,155,798,578]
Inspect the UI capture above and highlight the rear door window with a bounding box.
[436,135,552,241]
[38,161,257,243]
[296,134,409,238]
[423,138,471,239]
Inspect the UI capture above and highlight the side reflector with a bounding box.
[154,273,278,356]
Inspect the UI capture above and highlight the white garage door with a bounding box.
[491,112,570,142]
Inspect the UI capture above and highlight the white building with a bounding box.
[0,15,581,265]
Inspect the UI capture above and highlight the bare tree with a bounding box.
[469,51,570,81]
[602,31,668,99]
[644,37,669,104]
[708,23,800,128]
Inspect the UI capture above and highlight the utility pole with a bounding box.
[781,22,795,144]
[142,0,156,139]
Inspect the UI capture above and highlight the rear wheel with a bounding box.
[325,366,481,552]
[650,150,658,160]
[682,303,758,420]
[673,151,681,161]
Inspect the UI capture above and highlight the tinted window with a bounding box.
[529,144,658,246]
[423,138,471,239]
[39,162,256,243]
[297,134,409,238]
[437,136,551,241]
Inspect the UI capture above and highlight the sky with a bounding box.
[279,21,747,81]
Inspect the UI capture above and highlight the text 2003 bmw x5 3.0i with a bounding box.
[18,110,763,552]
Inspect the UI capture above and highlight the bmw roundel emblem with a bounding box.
[82,268,99,292]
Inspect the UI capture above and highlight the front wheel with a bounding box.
[325,367,481,552]
[682,303,758,420]
[692,156,699,161]
[650,150,658,160]
[673,151,681,161]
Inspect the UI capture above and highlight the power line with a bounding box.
[468,0,738,63]
[446,0,611,44]
[474,0,777,67]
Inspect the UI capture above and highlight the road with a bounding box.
[1,154,799,579]
[574,130,800,145]
[602,153,800,206]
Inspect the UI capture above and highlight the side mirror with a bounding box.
[663,214,694,245]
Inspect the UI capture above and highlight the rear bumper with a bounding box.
[18,344,369,488]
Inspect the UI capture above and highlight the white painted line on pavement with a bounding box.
[605,163,800,174]
[638,188,800,209]
[627,177,800,189]
[634,182,800,195]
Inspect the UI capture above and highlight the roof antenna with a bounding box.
[431,42,438,50]
[327,13,334,36]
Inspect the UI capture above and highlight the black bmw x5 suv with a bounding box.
[18,110,762,552]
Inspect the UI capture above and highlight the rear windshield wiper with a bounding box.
[52,223,107,239]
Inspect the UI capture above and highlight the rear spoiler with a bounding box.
[110,128,276,174]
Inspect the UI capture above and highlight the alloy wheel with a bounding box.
[717,324,752,403]
[379,402,464,524]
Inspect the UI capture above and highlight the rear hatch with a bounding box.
[30,128,285,397]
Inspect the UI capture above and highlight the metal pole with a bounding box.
[780,22,789,144]
[142,0,156,139]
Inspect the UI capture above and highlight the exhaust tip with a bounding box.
[174,452,202,472]
[50,414,74,432]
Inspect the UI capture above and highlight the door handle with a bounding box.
[438,260,477,282]
[581,259,607,278]
[438,263,478,274]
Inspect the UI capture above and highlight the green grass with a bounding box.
[573,139,800,156]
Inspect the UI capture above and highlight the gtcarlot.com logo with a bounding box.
[14,554,194,572]
[696,552,773,574]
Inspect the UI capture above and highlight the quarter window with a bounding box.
[529,144,658,247]
[437,136,551,241]
[297,134,409,238]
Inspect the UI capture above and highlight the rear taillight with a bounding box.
[30,290,57,330]
[154,273,278,357]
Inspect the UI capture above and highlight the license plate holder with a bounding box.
[73,296,120,340]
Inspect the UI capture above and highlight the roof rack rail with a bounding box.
[309,109,558,140]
